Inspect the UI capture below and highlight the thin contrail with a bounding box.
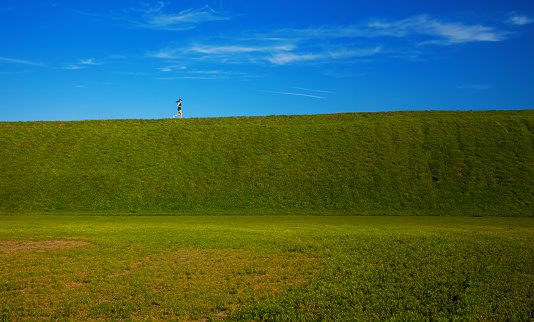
[258,90,326,99]
[291,87,336,94]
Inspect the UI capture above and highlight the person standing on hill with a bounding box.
[173,99,183,118]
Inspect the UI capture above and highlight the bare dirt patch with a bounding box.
[199,311,228,321]
[0,240,91,253]
[64,281,86,290]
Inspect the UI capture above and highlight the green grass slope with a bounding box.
[1,110,533,216]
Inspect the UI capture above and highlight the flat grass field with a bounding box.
[1,215,533,321]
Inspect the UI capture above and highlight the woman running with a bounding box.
[173,99,183,118]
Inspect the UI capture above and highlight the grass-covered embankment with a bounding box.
[1,110,533,215]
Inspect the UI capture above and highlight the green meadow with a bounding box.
[1,215,533,321]
[1,110,534,320]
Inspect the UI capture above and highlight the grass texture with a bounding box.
[1,110,533,216]
[1,215,533,321]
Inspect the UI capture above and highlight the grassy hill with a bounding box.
[1,110,533,216]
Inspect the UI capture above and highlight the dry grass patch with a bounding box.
[0,240,91,253]
[1,243,319,321]
[94,248,320,320]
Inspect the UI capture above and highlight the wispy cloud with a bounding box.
[157,65,187,72]
[63,65,84,70]
[507,13,534,26]
[79,58,102,65]
[72,3,232,31]
[134,3,231,30]
[252,15,509,45]
[266,46,382,64]
[150,37,380,66]
[266,52,324,65]
[190,44,294,54]
[258,90,326,99]
[457,84,493,90]
[365,14,508,45]
[149,12,525,68]
[62,58,103,70]
[156,69,251,80]
[0,56,43,66]
[157,76,222,80]
[292,87,336,94]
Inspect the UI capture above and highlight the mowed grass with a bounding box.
[1,215,533,321]
[2,110,533,216]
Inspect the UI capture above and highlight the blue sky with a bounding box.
[1,0,533,121]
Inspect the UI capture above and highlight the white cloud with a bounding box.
[424,21,505,44]
[267,52,324,65]
[258,90,326,99]
[191,45,266,54]
[158,65,187,72]
[79,58,102,65]
[149,13,521,68]
[507,14,533,26]
[150,42,298,64]
[62,58,103,70]
[328,46,382,59]
[135,3,231,30]
[265,16,510,45]
[457,84,492,90]
[156,76,218,80]
[367,15,508,45]
[0,56,43,66]
[62,65,84,70]
[151,34,381,66]
[155,69,250,80]
[72,3,232,31]
[292,87,336,94]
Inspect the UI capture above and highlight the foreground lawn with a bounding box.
[1,215,533,321]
